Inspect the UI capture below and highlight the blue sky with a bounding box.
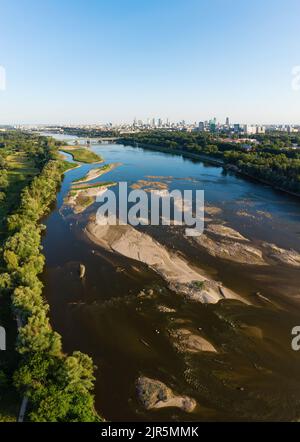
[0,0,300,125]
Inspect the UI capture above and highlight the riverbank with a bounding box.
[0,134,72,422]
[1,155,101,422]
[118,141,225,167]
[118,141,300,199]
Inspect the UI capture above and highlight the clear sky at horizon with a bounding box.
[0,0,300,125]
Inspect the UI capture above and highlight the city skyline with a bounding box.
[1,0,300,125]
[9,116,300,130]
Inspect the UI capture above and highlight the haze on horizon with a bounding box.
[0,0,300,126]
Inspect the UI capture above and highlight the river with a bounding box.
[40,134,300,422]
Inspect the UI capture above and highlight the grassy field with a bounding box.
[59,159,80,173]
[61,147,103,163]
[0,152,38,240]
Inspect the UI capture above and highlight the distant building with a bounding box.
[234,124,241,134]
[209,118,217,133]
[226,117,230,126]
[256,126,265,134]
[286,125,299,133]
[243,125,257,135]
[198,121,205,131]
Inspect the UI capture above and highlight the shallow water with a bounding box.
[41,138,300,421]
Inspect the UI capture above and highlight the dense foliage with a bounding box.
[0,132,101,422]
[119,131,300,194]
[0,132,58,218]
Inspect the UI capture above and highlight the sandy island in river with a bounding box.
[73,162,121,185]
[130,180,169,190]
[65,162,121,214]
[67,183,117,214]
[192,221,300,268]
[136,377,197,412]
[84,220,247,304]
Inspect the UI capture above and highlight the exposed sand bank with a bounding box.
[66,183,117,214]
[73,162,121,185]
[169,328,218,353]
[146,175,174,180]
[205,206,222,216]
[130,180,169,190]
[65,162,121,214]
[136,377,196,412]
[193,233,266,265]
[85,220,247,304]
[157,305,176,313]
[262,242,300,267]
[207,224,249,241]
[191,223,300,268]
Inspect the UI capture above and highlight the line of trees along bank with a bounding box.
[0,137,101,421]
[119,131,300,195]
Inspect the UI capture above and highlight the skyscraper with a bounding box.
[198,121,205,131]
[234,124,241,134]
[209,119,216,133]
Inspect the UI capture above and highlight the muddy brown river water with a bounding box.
[41,136,300,421]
